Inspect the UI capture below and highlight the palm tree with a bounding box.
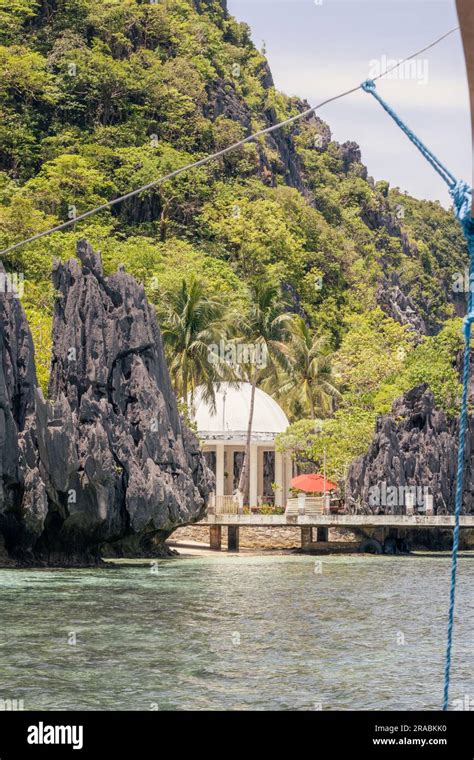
[270,314,340,420]
[236,282,292,505]
[159,278,231,407]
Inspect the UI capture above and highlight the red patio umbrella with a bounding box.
[291,473,338,493]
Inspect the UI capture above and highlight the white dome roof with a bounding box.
[191,382,289,442]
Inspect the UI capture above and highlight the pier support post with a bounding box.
[317,527,328,542]
[301,527,313,549]
[210,525,222,551]
[227,526,240,552]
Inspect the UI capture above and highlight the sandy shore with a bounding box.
[166,541,474,560]
[166,540,292,557]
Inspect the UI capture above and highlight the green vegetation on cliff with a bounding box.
[0,0,468,477]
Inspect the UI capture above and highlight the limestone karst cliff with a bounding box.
[0,241,213,565]
[345,384,473,514]
[1,0,471,529]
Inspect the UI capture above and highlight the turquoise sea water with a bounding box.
[0,554,472,711]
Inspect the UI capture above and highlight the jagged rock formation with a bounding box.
[0,262,43,555]
[0,242,213,565]
[345,384,473,514]
[205,67,307,192]
[376,273,427,337]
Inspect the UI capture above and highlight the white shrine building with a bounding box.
[191,382,293,509]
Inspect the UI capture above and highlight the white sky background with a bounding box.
[227,0,471,207]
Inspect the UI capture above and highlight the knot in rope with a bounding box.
[361,79,376,93]
[450,179,473,233]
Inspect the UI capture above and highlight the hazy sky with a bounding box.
[227,0,471,207]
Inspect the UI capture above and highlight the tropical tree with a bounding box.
[158,277,231,407]
[275,406,377,484]
[270,314,340,420]
[236,281,292,505]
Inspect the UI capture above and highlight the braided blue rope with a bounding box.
[443,236,473,710]
[361,80,457,188]
[361,79,474,711]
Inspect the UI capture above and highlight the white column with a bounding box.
[249,444,259,507]
[285,455,293,502]
[275,450,283,507]
[215,443,225,498]
[224,445,232,495]
[424,494,434,516]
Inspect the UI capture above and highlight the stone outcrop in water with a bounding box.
[0,262,44,558]
[0,241,213,565]
[345,384,473,514]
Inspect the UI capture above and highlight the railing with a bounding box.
[286,496,327,516]
[209,494,278,514]
[347,494,435,516]
[213,495,239,514]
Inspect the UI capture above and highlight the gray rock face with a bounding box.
[0,264,47,557]
[0,242,213,564]
[345,384,473,514]
[376,273,428,337]
[204,76,306,192]
[340,141,368,179]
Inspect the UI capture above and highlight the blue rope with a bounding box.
[443,241,473,709]
[361,79,474,710]
[361,80,457,188]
